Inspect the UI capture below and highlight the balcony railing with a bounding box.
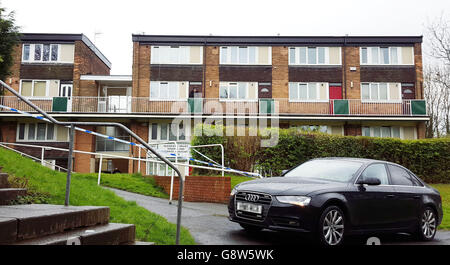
[0,96,428,116]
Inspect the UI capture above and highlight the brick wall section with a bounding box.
[150,175,231,203]
[417,121,426,139]
[73,40,110,97]
[132,42,151,98]
[0,121,17,143]
[3,44,22,95]
[344,124,362,136]
[343,46,361,99]
[272,46,289,98]
[74,125,95,173]
[129,122,149,174]
[414,43,423,99]
[204,46,219,98]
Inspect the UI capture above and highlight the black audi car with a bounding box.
[228,158,443,245]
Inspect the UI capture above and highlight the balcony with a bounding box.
[0,96,428,116]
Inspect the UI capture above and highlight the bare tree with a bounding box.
[424,15,450,137]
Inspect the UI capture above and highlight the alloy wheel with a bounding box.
[421,209,436,239]
[322,209,344,245]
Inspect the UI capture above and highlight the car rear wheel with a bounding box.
[318,206,345,246]
[239,223,263,233]
[418,207,437,241]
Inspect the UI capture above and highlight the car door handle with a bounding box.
[413,195,421,199]
[385,194,396,199]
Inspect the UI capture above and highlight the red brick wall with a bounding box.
[150,175,231,203]
[73,40,110,97]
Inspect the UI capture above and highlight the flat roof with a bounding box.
[132,34,423,46]
[20,33,112,69]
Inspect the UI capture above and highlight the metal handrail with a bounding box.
[0,80,185,244]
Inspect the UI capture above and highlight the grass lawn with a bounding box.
[84,172,169,199]
[0,147,195,245]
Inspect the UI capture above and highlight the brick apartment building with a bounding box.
[0,34,428,175]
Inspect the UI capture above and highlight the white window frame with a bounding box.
[149,81,188,101]
[362,126,408,139]
[218,82,258,101]
[360,46,414,66]
[360,82,402,103]
[219,46,271,65]
[16,122,56,142]
[19,79,60,99]
[288,47,341,66]
[150,46,203,65]
[148,122,189,142]
[289,82,329,102]
[22,43,69,63]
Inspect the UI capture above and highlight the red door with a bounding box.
[329,84,342,114]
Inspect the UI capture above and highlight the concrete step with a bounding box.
[0,188,27,205]
[0,204,110,243]
[11,223,135,245]
[0,173,10,189]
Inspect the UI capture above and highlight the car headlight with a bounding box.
[230,187,238,196]
[276,196,311,207]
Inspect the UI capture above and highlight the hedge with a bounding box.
[191,125,450,183]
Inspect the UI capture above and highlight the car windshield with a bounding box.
[284,160,363,182]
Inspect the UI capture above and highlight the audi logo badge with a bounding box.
[245,194,260,202]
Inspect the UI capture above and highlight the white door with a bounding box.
[59,84,73,112]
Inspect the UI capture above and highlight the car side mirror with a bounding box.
[281,170,288,176]
[357,177,381,186]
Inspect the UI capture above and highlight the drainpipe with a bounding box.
[343,35,347,99]
[202,38,207,99]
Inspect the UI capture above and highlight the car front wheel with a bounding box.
[318,206,345,246]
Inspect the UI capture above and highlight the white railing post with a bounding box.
[41,147,45,166]
[98,154,103,186]
[138,147,141,173]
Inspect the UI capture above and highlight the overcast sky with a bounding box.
[3,0,449,74]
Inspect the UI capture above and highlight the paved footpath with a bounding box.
[108,188,450,245]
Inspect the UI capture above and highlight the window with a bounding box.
[362,126,401,139]
[23,43,60,63]
[150,81,186,100]
[291,125,329,134]
[17,123,55,141]
[219,82,256,100]
[149,122,187,142]
[220,46,271,65]
[360,46,411,65]
[289,82,328,101]
[360,164,389,185]
[289,47,341,65]
[20,80,60,98]
[96,126,130,152]
[361,82,400,101]
[388,165,422,186]
[151,46,202,64]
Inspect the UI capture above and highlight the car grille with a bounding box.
[235,191,272,221]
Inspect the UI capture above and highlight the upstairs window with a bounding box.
[219,82,258,100]
[23,44,61,63]
[289,47,341,65]
[220,46,271,65]
[151,46,203,64]
[360,46,413,65]
[289,82,329,101]
[361,82,401,102]
[150,81,188,100]
[20,80,60,98]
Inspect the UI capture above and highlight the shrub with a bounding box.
[191,126,450,183]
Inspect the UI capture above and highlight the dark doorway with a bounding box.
[402,83,415,115]
[189,82,202,98]
[258,82,272,98]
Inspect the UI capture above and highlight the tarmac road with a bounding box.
[108,188,450,245]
